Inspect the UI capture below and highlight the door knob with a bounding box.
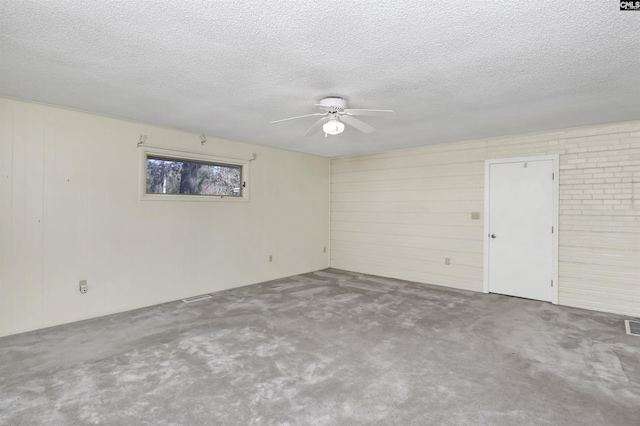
[490,234,497,239]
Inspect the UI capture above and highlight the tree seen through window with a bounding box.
[146,156,241,196]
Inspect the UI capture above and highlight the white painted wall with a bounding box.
[331,121,640,317]
[0,97,330,337]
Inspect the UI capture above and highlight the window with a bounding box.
[146,156,242,196]
[141,147,249,201]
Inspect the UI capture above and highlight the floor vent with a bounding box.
[625,320,640,337]
[181,294,212,304]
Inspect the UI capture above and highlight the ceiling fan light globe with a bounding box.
[323,120,345,135]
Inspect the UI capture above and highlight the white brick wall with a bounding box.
[331,121,640,317]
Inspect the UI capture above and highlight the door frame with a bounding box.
[482,154,560,304]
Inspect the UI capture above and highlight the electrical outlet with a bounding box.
[79,280,88,294]
[471,212,481,220]
[269,255,273,262]
[445,258,451,265]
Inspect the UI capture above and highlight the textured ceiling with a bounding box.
[1,1,639,157]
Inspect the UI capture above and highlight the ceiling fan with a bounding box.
[270,97,394,137]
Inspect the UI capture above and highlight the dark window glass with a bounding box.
[146,156,242,196]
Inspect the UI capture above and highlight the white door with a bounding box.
[486,157,556,302]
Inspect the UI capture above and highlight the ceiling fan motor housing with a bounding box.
[318,97,347,113]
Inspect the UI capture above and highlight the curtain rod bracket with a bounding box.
[137,134,148,147]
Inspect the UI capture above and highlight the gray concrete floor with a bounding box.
[1,268,639,425]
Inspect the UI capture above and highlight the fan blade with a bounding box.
[341,115,375,134]
[343,109,394,116]
[304,117,329,136]
[270,112,326,124]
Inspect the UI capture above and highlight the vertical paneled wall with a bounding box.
[0,97,331,337]
[331,121,640,317]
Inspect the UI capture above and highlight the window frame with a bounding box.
[139,146,250,202]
